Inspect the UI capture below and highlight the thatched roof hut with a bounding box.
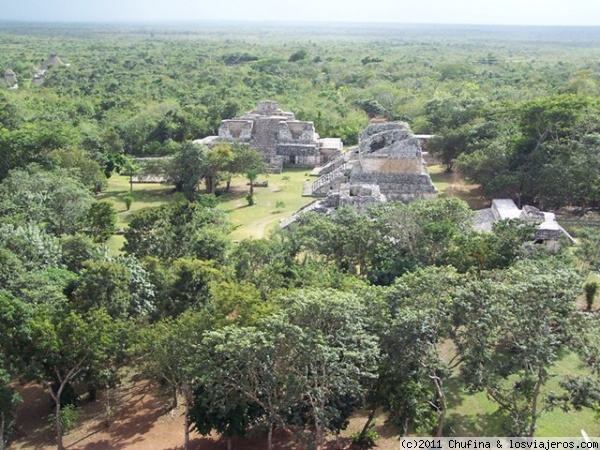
[3,69,17,88]
[41,54,65,70]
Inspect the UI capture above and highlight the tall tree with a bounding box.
[0,295,127,450]
[135,310,213,449]
[165,142,208,200]
[454,260,582,436]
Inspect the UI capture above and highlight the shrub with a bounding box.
[48,404,78,435]
[245,193,255,206]
[351,424,378,448]
[123,195,134,211]
[584,281,598,311]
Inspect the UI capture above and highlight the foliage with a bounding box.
[135,310,214,447]
[457,95,600,207]
[123,194,133,211]
[59,233,104,273]
[164,142,208,200]
[196,289,378,448]
[48,404,78,435]
[351,423,378,448]
[72,256,155,318]
[0,366,20,449]
[576,229,600,271]
[454,260,583,436]
[0,223,62,271]
[0,296,129,449]
[584,281,598,311]
[84,201,117,242]
[123,200,231,261]
[0,167,93,235]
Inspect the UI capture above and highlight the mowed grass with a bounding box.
[446,351,600,437]
[216,168,314,240]
[98,169,313,253]
[97,174,179,254]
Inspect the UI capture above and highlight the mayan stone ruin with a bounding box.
[307,121,438,202]
[195,101,343,173]
[474,199,574,245]
[282,121,438,227]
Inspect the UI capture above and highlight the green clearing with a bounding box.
[446,351,600,436]
[99,168,314,253]
[215,168,313,240]
[97,174,178,255]
[100,164,485,252]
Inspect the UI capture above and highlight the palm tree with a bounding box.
[245,168,259,205]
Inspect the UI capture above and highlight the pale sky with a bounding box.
[2,0,600,26]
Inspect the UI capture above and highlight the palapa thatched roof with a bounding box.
[41,54,65,70]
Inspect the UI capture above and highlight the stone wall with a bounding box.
[358,157,424,174]
[350,173,438,201]
[349,121,438,202]
[323,183,385,210]
[278,121,315,142]
[213,101,341,168]
[218,120,254,141]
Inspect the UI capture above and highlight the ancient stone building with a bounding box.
[283,121,438,227]
[351,122,438,201]
[195,101,342,173]
[474,199,573,244]
[306,121,437,202]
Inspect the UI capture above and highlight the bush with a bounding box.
[123,195,134,211]
[584,281,598,311]
[245,193,255,206]
[275,200,286,211]
[351,424,378,448]
[48,404,79,435]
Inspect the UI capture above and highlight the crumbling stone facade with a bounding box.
[196,101,342,173]
[350,122,438,201]
[308,121,437,202]
[323,183,386,210]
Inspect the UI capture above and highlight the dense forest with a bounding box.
[1,22,600,449]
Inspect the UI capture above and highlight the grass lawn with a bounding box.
[96,174,178,254]
[446,351,600,436]
[216,168,314,240]
[98,169,313,252]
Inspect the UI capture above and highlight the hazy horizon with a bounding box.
[3,0,600,27]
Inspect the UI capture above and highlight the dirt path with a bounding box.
[9,376,398,450]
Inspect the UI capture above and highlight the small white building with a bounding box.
[476,199,573,243]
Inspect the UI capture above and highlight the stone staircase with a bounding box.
[317,152,350,176]
[280,200,321,228]
[305,162,350,196]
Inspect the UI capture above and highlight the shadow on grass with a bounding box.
[446,410,505,436]
[374,419,400,440]
[225,204,252,212]
[445,375,467,410]
[217,189,248,201]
